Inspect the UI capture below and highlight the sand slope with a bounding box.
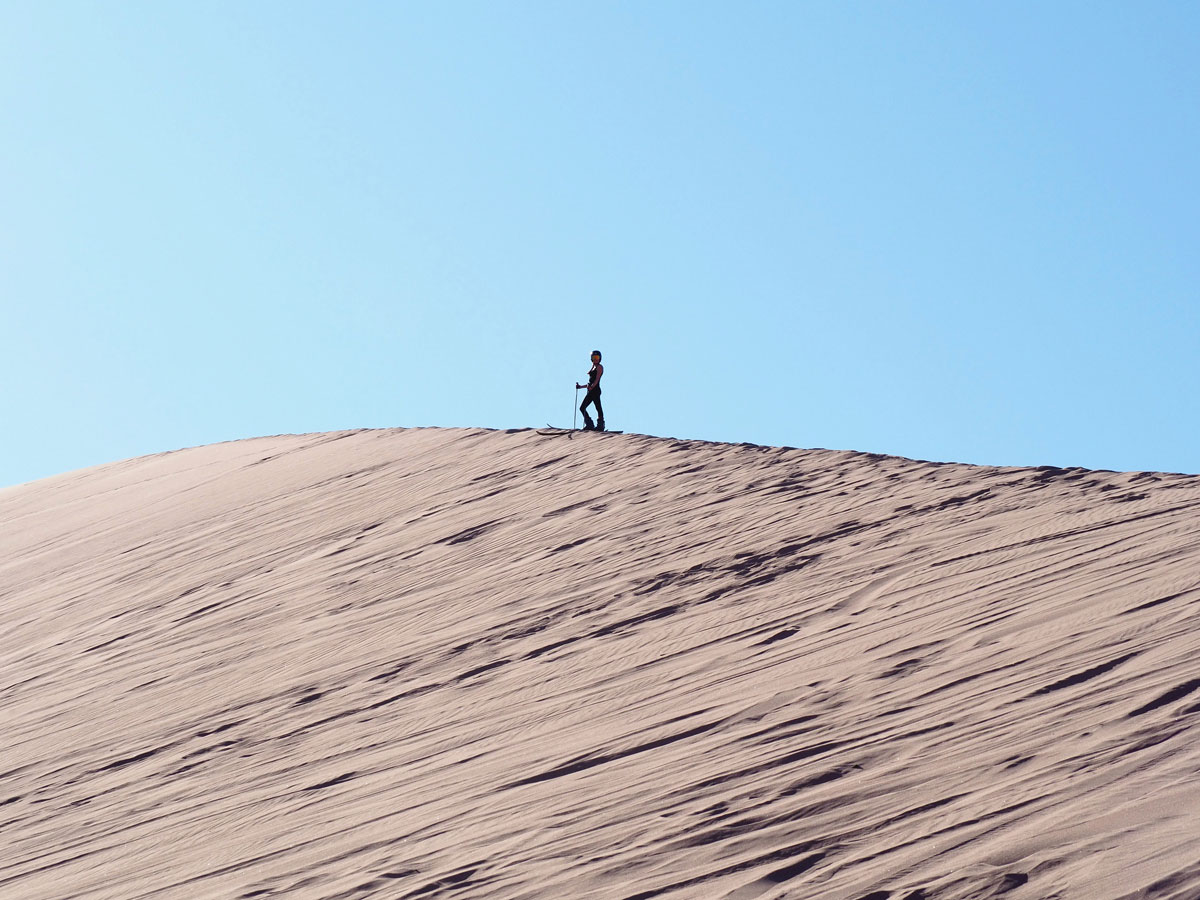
[2,427,1199,900]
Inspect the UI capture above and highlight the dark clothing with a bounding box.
[579,359,605,429]
[581,387,604,429]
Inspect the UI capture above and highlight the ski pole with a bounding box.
[573,385,580,432]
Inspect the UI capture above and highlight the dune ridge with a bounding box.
[2,427,1200,900]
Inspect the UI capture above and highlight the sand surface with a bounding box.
[2,427,1199,900]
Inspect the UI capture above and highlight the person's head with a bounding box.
[591,349,602,363]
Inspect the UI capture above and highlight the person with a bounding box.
[576,350,605,431]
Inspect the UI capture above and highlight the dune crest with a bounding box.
[3,427,1199,900]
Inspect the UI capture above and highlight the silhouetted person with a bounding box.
[576,350,605,431]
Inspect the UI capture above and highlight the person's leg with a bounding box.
[580,390,597,429]
[594,391,604,431]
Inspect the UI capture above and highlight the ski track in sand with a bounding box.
[2,427,1200,900]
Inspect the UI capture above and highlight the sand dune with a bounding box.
[2,427,1199,900]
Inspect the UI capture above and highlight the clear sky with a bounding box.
[3,1,1198,487]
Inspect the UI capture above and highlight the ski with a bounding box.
[536,424,623,436]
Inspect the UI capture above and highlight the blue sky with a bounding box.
[3,1,1197,487]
